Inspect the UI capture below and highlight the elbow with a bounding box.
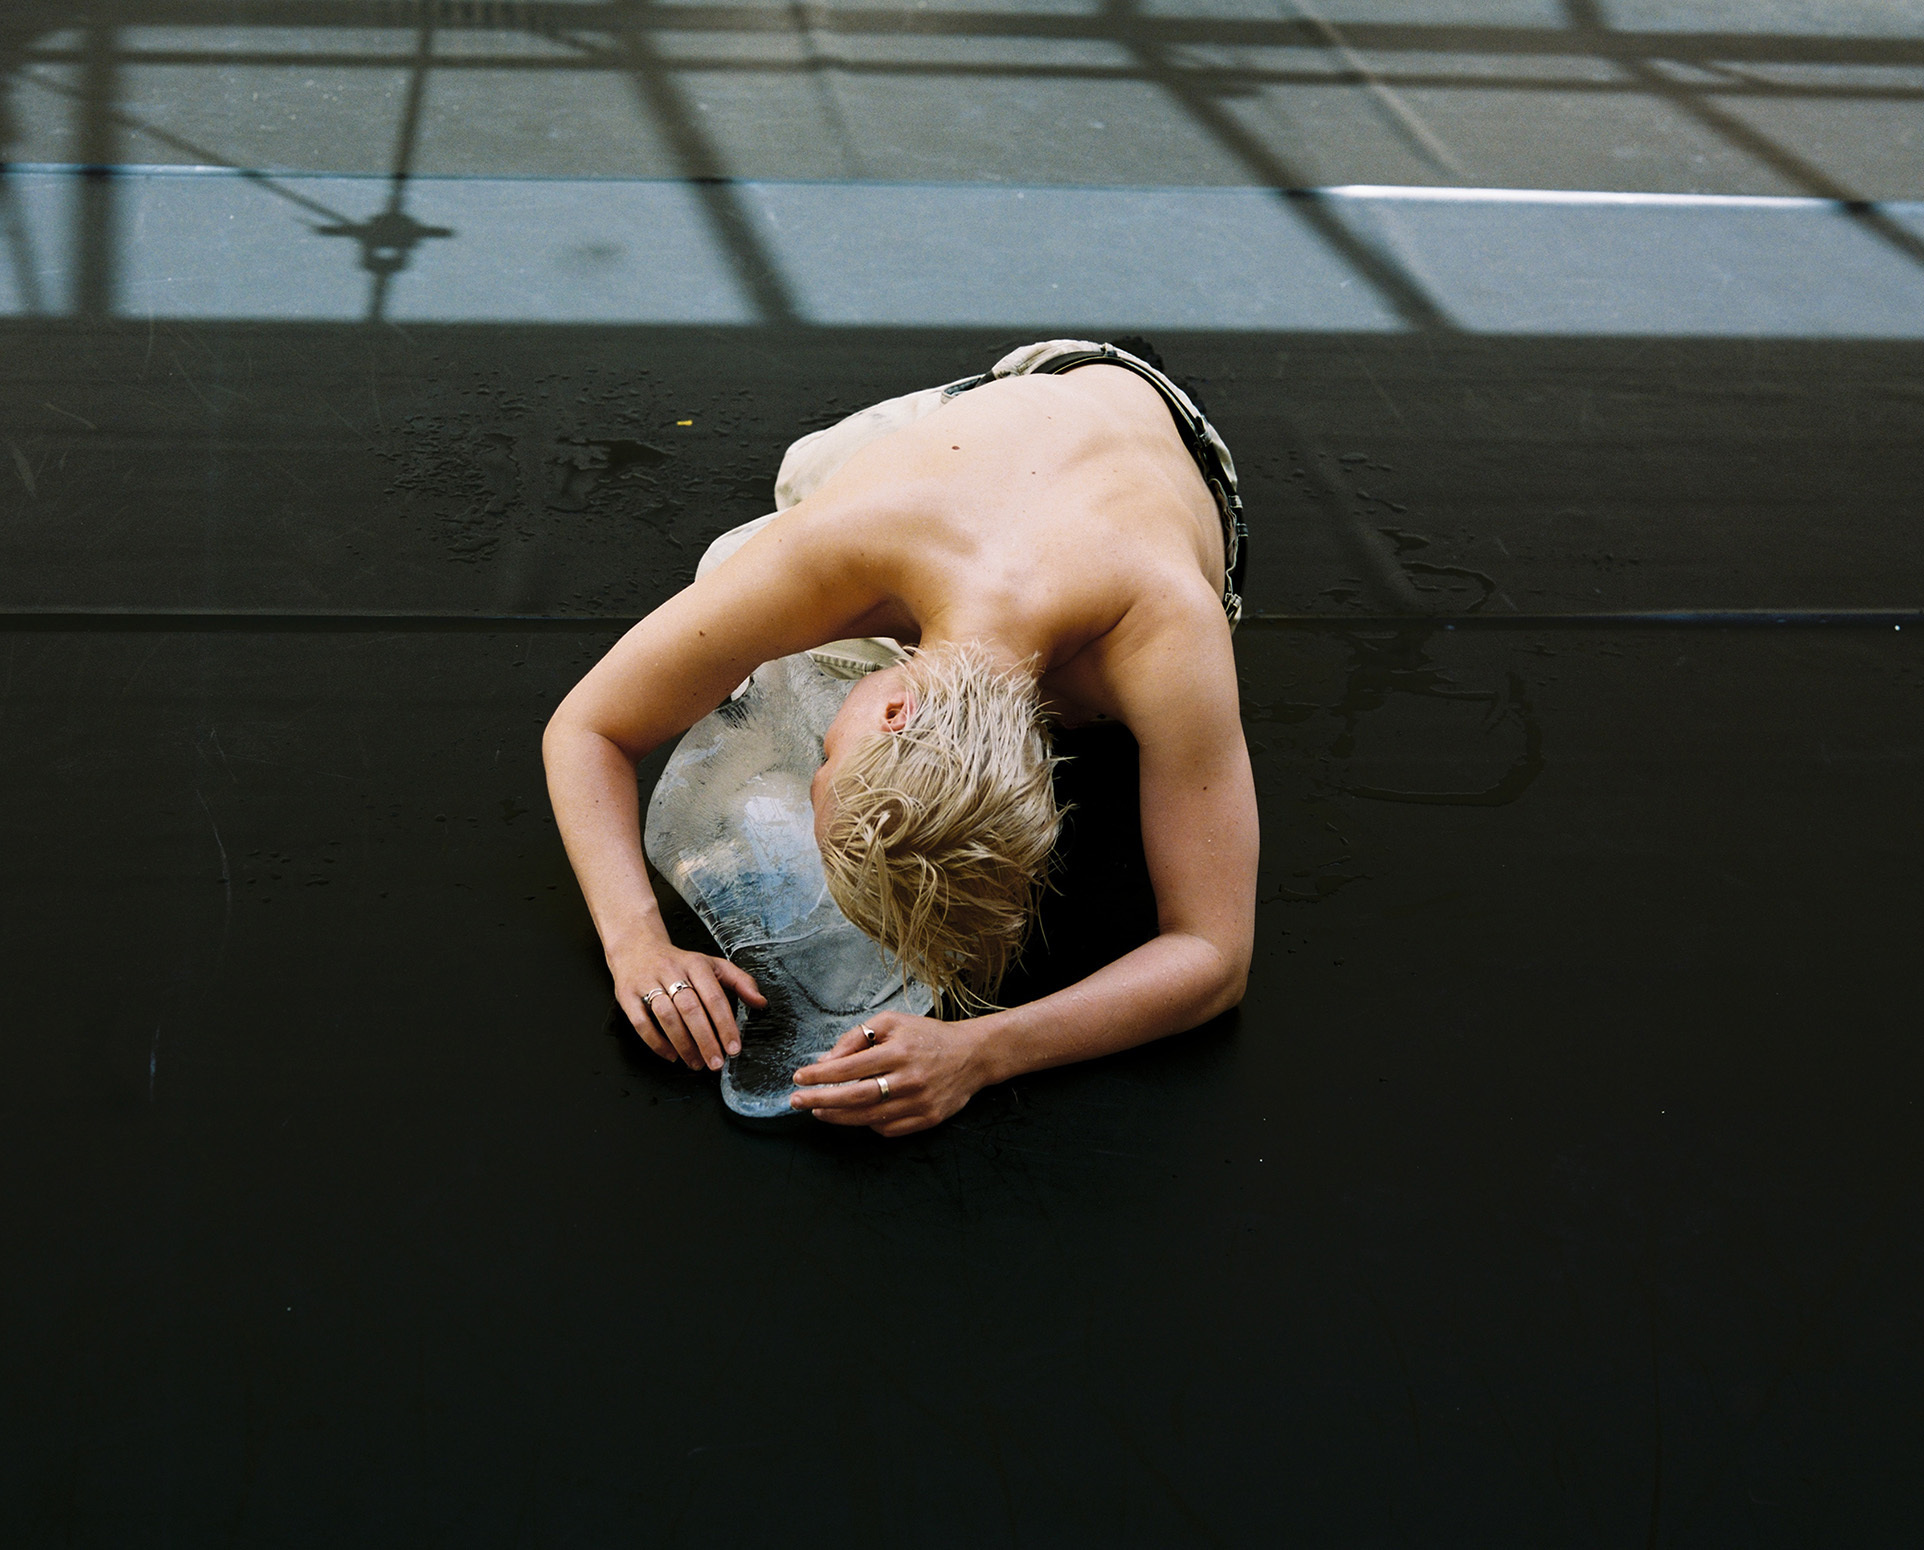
[543,710,643,782]
[1223,958,1250,1010]
[1162,930,1250,1025]
[1214,957,1250,1019]
[1216,916,1253,1009]
[541,708,598,784]
[540,711,569,775]
[1195,939,1249,1023]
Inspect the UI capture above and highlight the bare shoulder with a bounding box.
[549,503,890,757]
[1094,578,1242,745]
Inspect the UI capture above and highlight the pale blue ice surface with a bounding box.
[643,654,934,1121]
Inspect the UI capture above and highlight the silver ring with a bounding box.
[640,987,666,1007]
[665,980,692,997]
[861,1024,877,1047]
[875,1075,891,1100]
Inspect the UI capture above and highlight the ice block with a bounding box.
[643,652,935,1120]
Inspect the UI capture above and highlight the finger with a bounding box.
[715,958,766,1009]
[667,981,727,1070]
[686,963,742,1057]
[796,1018,897,1078]
[622,994,675,1062]
[817,1022,878,1063]
[792,1048,891,1086]
[791,1073,894,1110]
[876,1117,930,1137]
[809,1101,889,1126]
[647,993,707,1070]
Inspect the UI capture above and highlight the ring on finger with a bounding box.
[875,1074,891,1100]
[861,1024,877,1047]
[640,987,667,1008]
[665,980,692,997]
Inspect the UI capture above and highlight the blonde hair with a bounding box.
[819,641,1062,1009]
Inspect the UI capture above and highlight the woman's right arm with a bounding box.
[543,713,768,1070]
[541,510,874,1068]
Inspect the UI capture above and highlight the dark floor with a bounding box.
[4,5,1924,1547]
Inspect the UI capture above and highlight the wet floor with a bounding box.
[4,5,1923,1546]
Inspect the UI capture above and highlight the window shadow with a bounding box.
[1557,0,1924,276]
[3,0,1922,321]
[602,0,800,323]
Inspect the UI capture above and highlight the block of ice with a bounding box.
[643,652,934,1120]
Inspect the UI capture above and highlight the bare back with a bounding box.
[558,361,1245,780]
[772,365,1229,722]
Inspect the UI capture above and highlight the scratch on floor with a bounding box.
[120,641,161,697]
[168,350,218,414]
[206,725,237,787]
[1356,360,1407,424]
[196,784,234,972]
[8,440,35,497]
[43,401,98,431]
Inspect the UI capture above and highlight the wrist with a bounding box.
[960,1009,1019,1089]
[600,908,669,964]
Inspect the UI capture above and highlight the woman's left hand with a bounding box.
[790,1011,990,1136]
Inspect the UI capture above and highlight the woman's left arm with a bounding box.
[792,611,1257,1134]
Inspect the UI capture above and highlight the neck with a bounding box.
[916,627,1046,680]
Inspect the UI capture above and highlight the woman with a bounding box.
[543,341,1258,1136]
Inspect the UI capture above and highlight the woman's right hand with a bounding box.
[610,937,766,1071]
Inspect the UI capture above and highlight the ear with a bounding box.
[881,682,915,732]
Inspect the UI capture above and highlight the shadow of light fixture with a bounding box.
[313,206,454,280]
